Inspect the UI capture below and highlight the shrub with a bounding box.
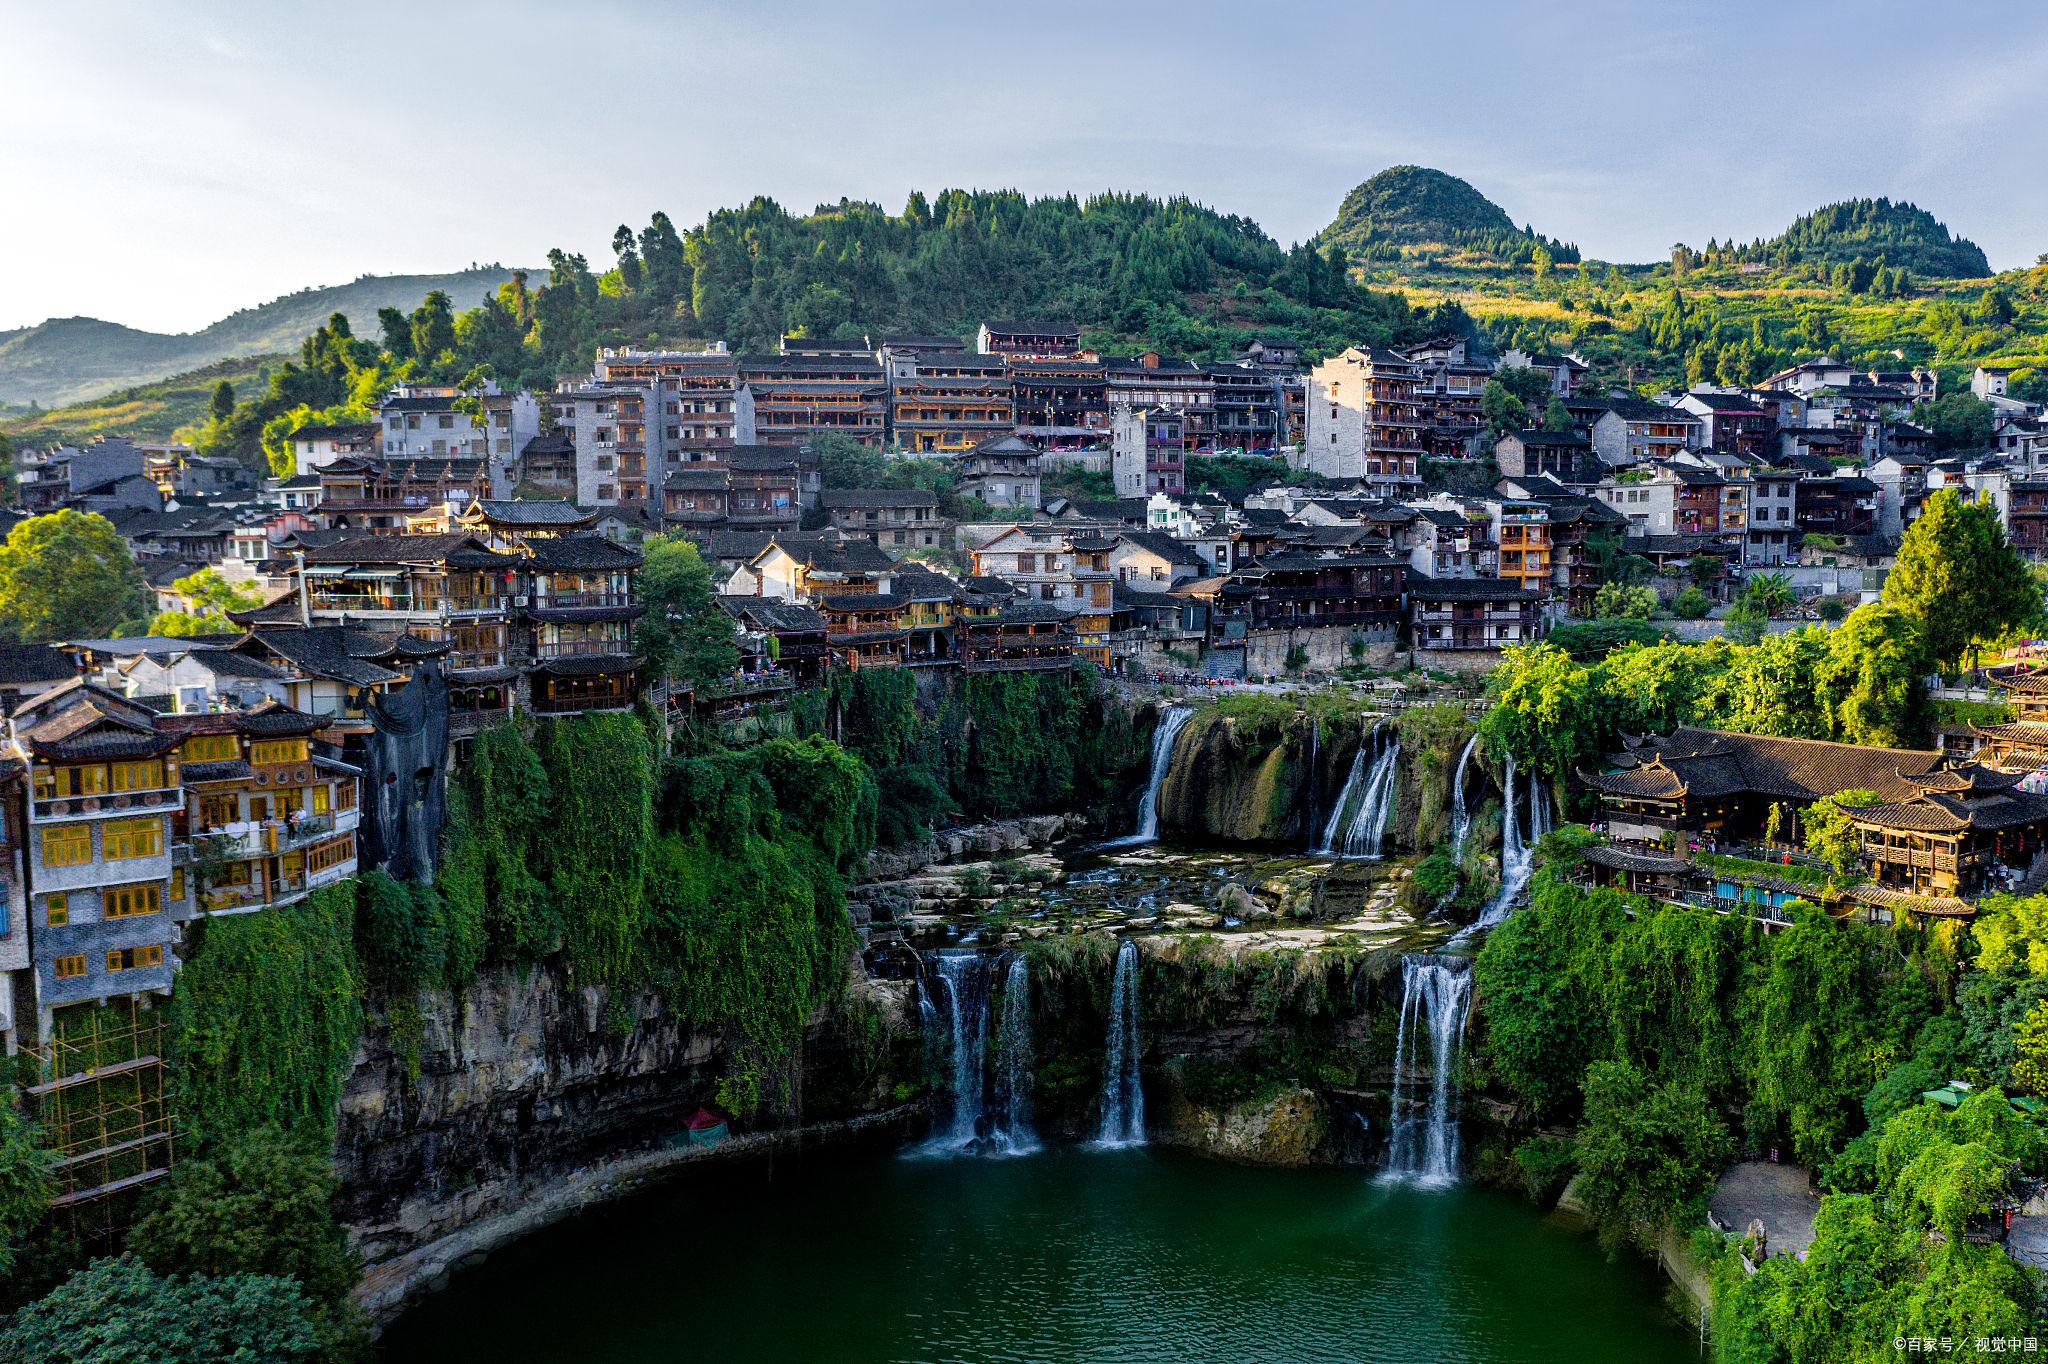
[1174,1055,1264,1108]
[1413,850,1459,897]
[0,1255,325,1364]
[1673,587,1712,619]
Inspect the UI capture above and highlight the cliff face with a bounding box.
[332,962,914,1266]
[1152,703,1491,853]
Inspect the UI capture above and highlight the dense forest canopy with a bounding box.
[1768,197,1991,279]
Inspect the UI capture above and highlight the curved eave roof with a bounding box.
[1575,766,1685,799]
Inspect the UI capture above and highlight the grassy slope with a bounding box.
[0,267,530,408]
[1356,243,2042,386]
[0,354,286,444]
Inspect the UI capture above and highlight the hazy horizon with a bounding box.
[8,0,2045,335]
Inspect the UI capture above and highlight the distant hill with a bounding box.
[1321,166,1518,250]
[0,353,285,446]
[0,267,528,408]
[1765,199,1989,279]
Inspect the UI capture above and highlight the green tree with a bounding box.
[1723,600,1767,646]
[1919,393,1997,451]
[634,535,739,685]
[0,1103,50,1275]
[1802,788,1880,876]
[1541,396,1573,432]
[1814,602,1933,747]
[1573,1060,1730,1255]
[148,569,266,637]
[1883,488,2040,670]
[127,1128,358,1319]
[1743,571,1793,614]
[0,511,150,641]
[1479,379,1527,436]
[812,431,889,488]
[408,291,457,370]
[1592,582,1656,619]
[208,381,235,421]
[1672,586,1711,619]
[0,1255,324,1364]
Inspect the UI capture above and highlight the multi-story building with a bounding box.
[1498,350,1589,397]
[2008,480,2048,560]
[545,385,654,509]
[890,353,1012,453]
[1794,475,1879,539]
[313,455,488,534]
[1590,396,1705,467]
[1676,392,1777,459]
[1008,359,1109,450]
[1205,363,1286,453]
[1304,346,1424,495]
[976,322,1083,361]
[1403,500,1499,581]
[1211,552,1406,644]
[1103,353,1216,455]
[1594,461,1725,538]
[969,523,1122,606]
[1408,577,1547,651]
[1401,337,1493,458]
[592,346,755,471]
[658,452,802,541]
[377,384,538,488]
[740,354,887,448]
[820,490,944,550]
[1232,337,1300,373]
[1110,405,1186,497]
[12,681,182,1040]
[0,761,26,1054]
[1486,501,1553,598]
[879,335,966,380]
[1493,430,1598,484]
[959,434,1042,508]
[164,704,360,915]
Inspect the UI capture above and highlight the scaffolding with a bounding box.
[21,1001,176,1247]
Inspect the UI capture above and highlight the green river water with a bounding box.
[380,1145,1696,1363]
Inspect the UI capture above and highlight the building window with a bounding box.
[309,836,355,875]
[185,735,238,763]
[106,885,161,918]
[111,761,164,792]
[106,945,163,972]
[170,868,185,901]
[42,825,91,867]
[438,415,455,429]
[45,895,67,926]
[54,955,87,980]
[310,785,330,814]
[252,740,308,766]
[103,818,163,861]
[338,781,357,810]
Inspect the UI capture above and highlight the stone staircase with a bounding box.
[2015,851,2048,899]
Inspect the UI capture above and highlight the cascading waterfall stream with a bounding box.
[1382,954,1474,1186]
[1095,938,1146,1147]
[915,952,1037,1156]
[1473,753,1549,931]
[1449,733,1480,860]
[1316,723,1400,858]
[993,955,1039,1153]
[1111,706,1194,846]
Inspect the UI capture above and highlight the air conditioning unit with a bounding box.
[513,596,529,607]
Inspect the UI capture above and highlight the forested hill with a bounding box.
[0,267,523,408]
[669,191,1429,358]
[1766,198,1990,278]
[1316,165,1579,266]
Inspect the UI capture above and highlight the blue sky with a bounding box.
[8,0,2045,334]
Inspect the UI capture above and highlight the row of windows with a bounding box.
[34,761,170,799]
[53,945,164,979]
[42,817,163,867]
[252,740,309,766]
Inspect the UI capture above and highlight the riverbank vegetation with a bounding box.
[1475,864,2048,1351]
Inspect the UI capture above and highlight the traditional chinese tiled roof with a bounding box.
[1583,844,1691,874]
[1577,726,1945,804]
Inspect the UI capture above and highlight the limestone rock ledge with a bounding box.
[1153,1077,1330,1167]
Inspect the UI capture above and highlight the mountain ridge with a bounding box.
[0,267,528,408]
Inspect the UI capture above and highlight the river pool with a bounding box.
[379,1145,1695,1364]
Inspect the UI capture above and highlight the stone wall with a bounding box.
[1409,645,1505,673]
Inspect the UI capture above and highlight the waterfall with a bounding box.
[1094,938,1146,1147]
[993,955,1039,1153]
[1305,720,1319,849]
[1316,723,1400,858]
[1110,706,1194,846]
[1382,954,1474,1186]
[914,951,1037,1156]
[1449,733,1480,860]
[1472,753,1549,931]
